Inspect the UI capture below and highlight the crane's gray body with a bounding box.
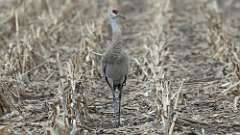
[102,41,128,88]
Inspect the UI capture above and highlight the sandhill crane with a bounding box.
[101,8,129,128]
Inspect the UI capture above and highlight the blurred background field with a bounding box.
[0,0,240,134]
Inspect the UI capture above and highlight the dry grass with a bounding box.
[0,0,240,134]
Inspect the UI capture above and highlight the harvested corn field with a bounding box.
[0,0,240,134]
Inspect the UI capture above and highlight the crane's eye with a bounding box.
[112,9,119,15]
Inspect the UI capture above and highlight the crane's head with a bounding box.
[108,8,125,20]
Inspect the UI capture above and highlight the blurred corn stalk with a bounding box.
[204,1,240,66]
[131,0,171,80]
[202,3,240,94]
[153,79,183,135]
[204,7,229,62]
[47,102,68,135]
[0,81,14,116]
[134,1,180,133]
[154,0,174,34]
[48,56,92,135]
[133,0,173,79]
[65,56,92,134]
[155,80,172,134]
[0,79,22,135]
[52,40,101,134]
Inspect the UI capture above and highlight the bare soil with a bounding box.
[0,0,240,135]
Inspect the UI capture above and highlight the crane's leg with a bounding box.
[105,76,112,90]
[112,85,117,128]
[117,75,127,126]
[117,85,122,127]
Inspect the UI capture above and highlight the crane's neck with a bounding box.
[110,18,122,43]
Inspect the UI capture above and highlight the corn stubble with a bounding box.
[0,0,240,135]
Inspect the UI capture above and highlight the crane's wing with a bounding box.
[102,55,113,89]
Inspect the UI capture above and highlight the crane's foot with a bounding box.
[112,120,120,128]
[117,117,121,127]
[112,104,118,128]
[112,113,121,128]
[112,114,118,128]
[112,121,118,128]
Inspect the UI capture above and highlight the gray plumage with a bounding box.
[102,41,128,88]
[101,8,129,128]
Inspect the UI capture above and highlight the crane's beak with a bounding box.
[117,14,126,20]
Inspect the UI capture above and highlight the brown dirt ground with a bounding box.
[0,0,240,135]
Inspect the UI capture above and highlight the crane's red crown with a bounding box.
[112,9,119,15]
